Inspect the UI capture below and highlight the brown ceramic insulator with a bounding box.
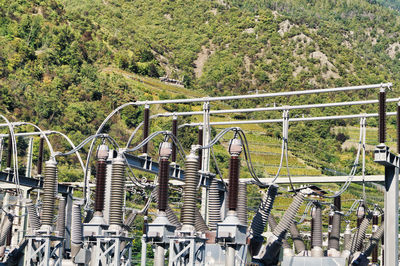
[379,90,386,144]
[171,118,177,163]
[143,106,150,154]
[228,156,240,211]
[94,159,107,212]
[397,104,400,154]
[198,127,203,170]
[37,137,44,176]
[158,159,170,212]
[6,133,12,169]
[334,195,341,211]
[372,213,379,263]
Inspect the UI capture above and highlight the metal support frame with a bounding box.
[93,232,132,266]
[25,235,63,266]
[374,145,399,266]
[168,235,206,266]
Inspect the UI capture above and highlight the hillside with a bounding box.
[0,0,397,190]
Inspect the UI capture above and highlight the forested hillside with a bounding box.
[1,0,400,178]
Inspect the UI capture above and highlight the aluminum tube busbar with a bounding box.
[133,83,391,105]
[179,112,398,128]
[154,97,400,118]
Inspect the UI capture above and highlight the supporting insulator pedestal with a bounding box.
[26,199,41,231]
[109,153,125,229]
[237,182,247,226]
[181,149,199,231]
[208,177,221,231]
[158,159,170,212]
[311,202,323,257]
[289,221,306,255]
[71,202,83,258]
[41,159,58,229]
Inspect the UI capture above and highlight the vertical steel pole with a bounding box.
[384,165,398,265]
[171,116,177,163]
[201,102,210,220]
[0,137,3,171]
[143,104,150,154]
[25,137,33,178]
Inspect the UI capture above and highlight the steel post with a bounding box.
[384,165,398,265]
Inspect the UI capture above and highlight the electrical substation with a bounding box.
[0,83,398,265]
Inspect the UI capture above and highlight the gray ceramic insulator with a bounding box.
[56,197,66,237]
[194,208,209,232]
[41,160,58,227]
[181,151,199,227]
[0,214,13,246]
[250,185,278,238]
[269,215,291,249]
[237,182,248,226]
[109,155,125,227]
[26,199,41,231]
[71,203,83,246]
[208,177,221,231]
[328,212,341,251]
[311,203,323,248]
[289,221,306,253]
[273,192,305,240]
[351,214,372,253]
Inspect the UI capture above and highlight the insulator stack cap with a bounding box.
[96,144,109,160]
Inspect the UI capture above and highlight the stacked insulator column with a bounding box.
[181,149,199,230]
[208,177,221,231]
[227,140,241,211]
[158,142,172,212]
[41,159,58,229]
[237,182,247,226]
[109,153,125,229]
[37,137,44,176]
[94,144,108,213]
[56,196,66,237]
[343,223,352,255]
[397,102,400,154]
[194,208,209,233]
[355,203,366,252]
